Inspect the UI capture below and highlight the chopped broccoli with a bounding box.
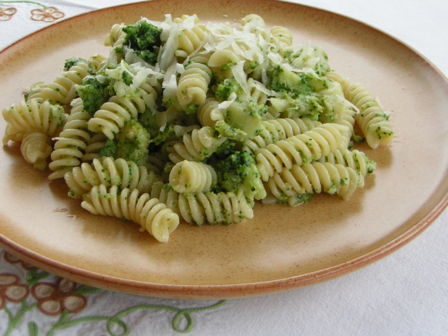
[215,78,239,101]
[214,120,247,142]
[63,57,85,71]
[214,151,265,200]
[185,104,199,115]
[121,71,133,85]
[123,20,162,65]
[112,119,151,165]
[99,139,118,158]
[75,75,114,115]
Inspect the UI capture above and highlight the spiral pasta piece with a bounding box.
[319,148,376,179]
[168,126,225,163]
[197,99,223,127]
[256,123,350,181]
[326,72,393,149]
[169,161,217,193]
[270,26,293,48]
[2,99,66,145]
[20,132,52,170]
[82,133,107,162]
[267,162,363,205]
[207,50,240,78]
[104,23,126,47]
[175,15,208,58]
[64,157,161,198]
[27,60,90,105]
[88,81,157,139]
[81,185,179,242]
[176,62,212,109]
[244,118,321,153]
[150,182,253,225]
[48,99,91,180]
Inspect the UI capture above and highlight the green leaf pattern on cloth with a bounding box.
[0,250,226,335]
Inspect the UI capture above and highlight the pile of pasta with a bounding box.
[1,14,393,242]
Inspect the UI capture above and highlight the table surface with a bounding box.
[0,0,446,335]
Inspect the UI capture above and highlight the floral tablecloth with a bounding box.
[0,0,447,335]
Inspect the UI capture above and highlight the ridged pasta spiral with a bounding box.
[175,15,208,58]
[244,118,321,153]
[64,157,160,198]
[169,160,217,193]
[322,80,356,133]
[267,162,363,205]
[256,123,350,181]
[168,126,225,163]
[2,99,66,145]
[104,23,126,47]
[270,26,293,47]
[20,132,52,170]
[48,98,90,180]
[27,60,90,105]
[197,99,223,127]
[326,72,393,149]
[88,80,157,139]
[150,182,254,225]
[81,185,179,243]
[82,133,107,162]
[176,62,212,109]
[319,148,376,179]
[207,50,240,78]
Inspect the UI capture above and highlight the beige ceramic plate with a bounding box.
[0,0,447,299]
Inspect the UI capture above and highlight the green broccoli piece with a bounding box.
[99,139,118,158]
[215,78,239,101]
[123,20,162,65]
[214,151,265,200]
[185,104,199,115]
[214,120,247,142]
[114,119,151,165]
[75,75,114,115]
[63,57,85,71]
[121,71,133,85]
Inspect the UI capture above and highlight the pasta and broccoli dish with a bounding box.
[1,14,393,242]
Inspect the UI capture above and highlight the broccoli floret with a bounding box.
[214,151,265,200]
[75,75,114,115]
[121,71,133,85]
[215,120,247,142]
[63,57,85,71]
[185,104,199,115]
[123,21,162,65]
[99,139,118,158]
[113,120,151,165]
[215,78,239,101]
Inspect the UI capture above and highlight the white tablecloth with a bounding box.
[0,0,447,335]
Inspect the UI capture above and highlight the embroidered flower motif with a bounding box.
[0,273,29,309]
[30,7,64,22]
[4,252,34,270]
[0,7,17,21]
[31,278,86,316]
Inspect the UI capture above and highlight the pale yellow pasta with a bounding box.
[150,182,253,225]
[244,118,321,153]
[266,162,363,206]
[270,26,293,48]
[48,98,91,180]
[168,126,225,163]
[175,15,208,58]
[247,78,268,105]
[104,23,126,47]
[326,72,393,148]
[88,80,157,139]
[20,132,52,170]
[169,160,217,193]
[176,62,212,109]
[256,123,350,181]
[207,49,241,78]
[2,99,65,145]
[82,133,107,162]
[27,60,90,105]
[81,185,179,243]
[64,157,160,198]
[197,99,223,127]
[319,148,376,178]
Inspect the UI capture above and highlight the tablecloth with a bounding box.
[0,0,447,335]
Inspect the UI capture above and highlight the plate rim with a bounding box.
[0,0,447,299]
